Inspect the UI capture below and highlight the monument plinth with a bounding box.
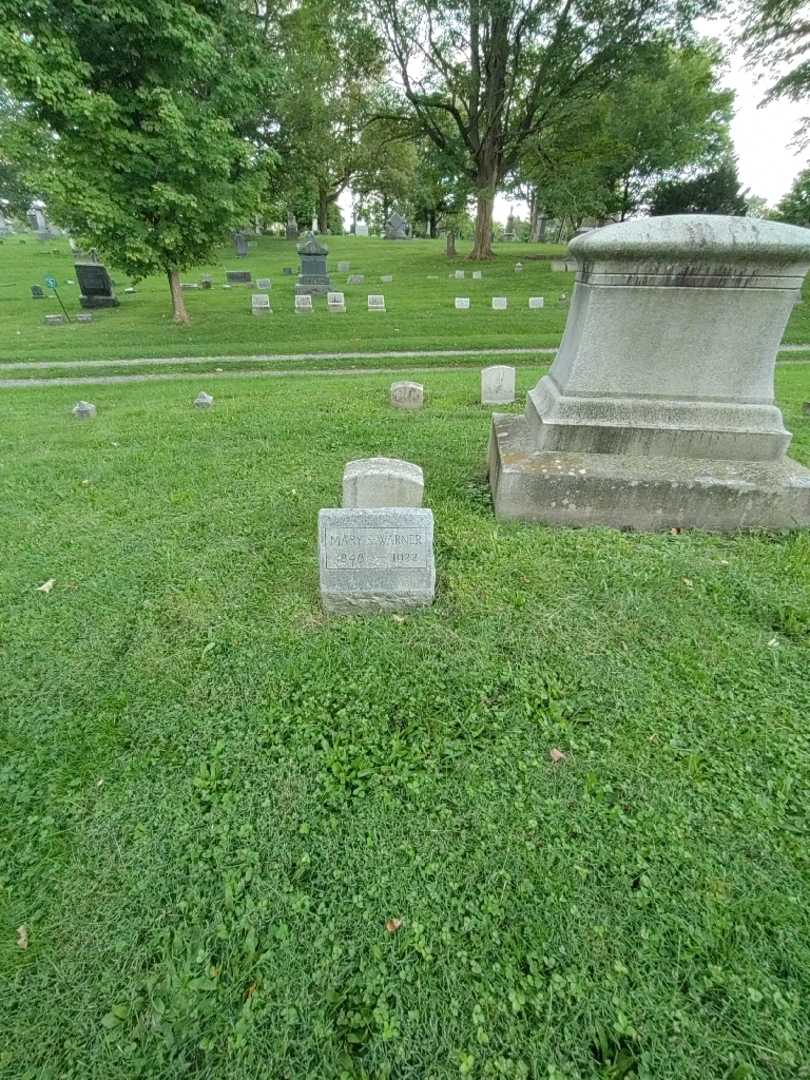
[489,215,810,531]
[295,233,331,295]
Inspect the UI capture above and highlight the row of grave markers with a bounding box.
[252,294,548,315]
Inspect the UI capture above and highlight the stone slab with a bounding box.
[390,381,424,409]
[226,270,252,284]
[489,412,810,531]
[529,296,544,308]
[482,365,516,405]
[327,291,346,312]
[295,294,313,313]
[492,297,507,310]
[72,400,96,419]
[455,297,470,310]
[318,507,435,614]
[368,294,385,311]
[342,457,424,508]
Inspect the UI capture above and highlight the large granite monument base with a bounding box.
[489,215,810,532]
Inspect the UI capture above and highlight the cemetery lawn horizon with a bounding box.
[2,234,810,366]
[2,366,810,1078]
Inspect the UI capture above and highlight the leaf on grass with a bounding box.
[16,925,28,949]
[36,579,55,593]
[385,917,404,934]
[391,614,406,624]
[244,982,258,1000]
[669,527,682,535]
[682,578,693,588]
[549,747,566,764]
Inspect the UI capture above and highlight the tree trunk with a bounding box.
[529,188,541,242]
[429,209,437,239]
[469,189,495,260]
[446,230,456,257]
[538,213,547,243]
[168,269,190,325]
[317,187,329,233]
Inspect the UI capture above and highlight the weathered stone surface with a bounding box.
[76,313,93,323]
[286,211,298,241]
[490,214,810,531]
[337,261,350,272]
[552,259,577,272]
[482,365,516,405]
[194,392,214,409]
[528,296,544,309]
[390,381,423,409]
[44,313,66,325]
[327,291,346,312]
[347,274,364,285]
[295,294,313,313]
[72,400,96,419]
[233,231,249,257]
[342,457,424,508]
[256,277,272,290]
[491,297,507,310]
[368,294,385,311]
[383,212,409,240]
[318,507,435,614]
[226,270,252,284]
[31,285,45,299]
[296,232,331,295]
[355,222,369,237]
[455,270,465,280]
[251,293,271,315]
[514,262,523,273]
[455,297,470,310]
[472,270,483,280]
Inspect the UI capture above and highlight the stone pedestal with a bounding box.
[295,233,331,295]
[490,215,810,531]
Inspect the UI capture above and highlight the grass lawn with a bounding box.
[2,366,809,1079]
[2,233,810,367]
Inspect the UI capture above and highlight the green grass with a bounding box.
[3,233,809,367]
[2,366,810,1079]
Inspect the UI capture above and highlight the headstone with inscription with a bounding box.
[227,270,252,285]
[381,274,393,283]
[327,291,346,312]
[529,296,545,309]
[76,313,93,323]
[318,507,435,614]
[31,285,45,300]
[355,222,369,237]
[233,232,249,258]
[491,296,508,310]
[286,211,299,241]
[481,365,516,405]
[347,274,364,285]
[455,297,470,310]
[342,458,424,508]
[390,381,423,409]
[455,270,465,280]
[368,294,385,311]
[251,292,272,316]
[296,232,331,295]
[295,294,313,313]
[337,260,350,273]
[256,277,272,290]
[74,258,119,308]
[44,314,66,325]
[72,400,96,419]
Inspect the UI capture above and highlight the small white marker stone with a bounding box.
[491,296,508,310]
[194,392,214,409]
[455,297,470,310]
[72,400,96,420]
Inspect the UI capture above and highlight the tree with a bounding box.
[1,0,276,323]
[738,0,810,146]
[374,0,711,260]
[648,157,750,215]
[773,165,810,225]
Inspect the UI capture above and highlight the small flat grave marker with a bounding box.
[481,365,516,405]
[251,292,272,316]
[390,381,423,409]
[72,400,96,420]
[472,270,482,280]
[492,296,508,310]
[514,262,524,273]
[226,270,252,285]
[368,294,386,311]
[318,507,436,614]
[283,267,293,275]
[31,285,45,299]
[347,274,364,284]
[455,297,470,310]
[256,277,272,290]
[454,270,465,280]
[44,314,65,325]
[295,294,313,314]
[194,392,214,409]
[528,296,544,309]
[76,313,93,323]
[381,274,393,283]
[327,291,346,313]
[337,260,350,272]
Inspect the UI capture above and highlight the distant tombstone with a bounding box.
[342,458,424,508]
[803,401,810,416]
[256,277,272,290]
[0,214,13,236]
[27,207,46,232]
[455,297,470,310]
[384,212,409,240]
[296,232,331,295]
[368,294,386,311]
[492,296,508,310]
[514,262,524,273]
[295,294,313,313]
[31,285,45,299]
[201,275,213,289]
[226,270,252,284]
[318,507,435,614]
[390,381,423,409]
[181,282,199,291]
[76,313,93,323]
[528,296,545,309]
[355,222,369,237]
[481,365,516,405]
[44,314,65,325]
[251,292,272,316]
[472,270,483,280]
[72,400,96,419]
[327,291,346,313]
[75,259,119,308]
[503,211,516,242]
[347,274,364,285]
[381,274,393,283]
[194,392,214,409]
[455,270,465,280]
[286,211,299,241]
[551,259,576,272]
[337,260,350,273]
[124,286,136,294]
[233,232,249,257]
[283,266,293,276]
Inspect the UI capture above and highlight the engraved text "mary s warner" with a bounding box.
[324,527,428,570]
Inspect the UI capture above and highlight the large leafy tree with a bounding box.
[773,165,810,225]
[648,156,749,215]
[373,0,713,260]
[1,0,276,323]
[738,0,810,146]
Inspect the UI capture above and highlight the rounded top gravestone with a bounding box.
[342,458,424,508]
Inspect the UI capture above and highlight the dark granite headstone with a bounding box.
[295,233,331,295]
[74,260,119,308]
[226,270,252,284]
[31,285,45,299]
[233,232,249,258]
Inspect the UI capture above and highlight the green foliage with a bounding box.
[648,158,750,215]
[738,0,810,145]
[774,166,810,226]
[0,0,277,288]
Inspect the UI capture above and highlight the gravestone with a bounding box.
[194,392,214,409]
[390,381,423,409]
[552,259,577,272]
[226,270,252,284]
[201,275,213,289]
[381,274,393,283]
[384,212,409,240]
[342,458,424,508]
[481,365,516,405]
[31,285,45,299]
[489,214,810,531]
[327,291,346,313]
[125,286,136,294]
[514,262,524,273]
[256,277,272,290]
[455,270,465,280]
[472,271,483,280]
[347,274,364,285]
[802,401,810,415]
[296,233,331,295]
[181,282,199,291]
[251,293,272,316]
[318,507,435,614]
[368,294,386,311]
[455,297,470,310]
[286,211,299,241]
[295,294,313,313]
[529,296,544,309]
[337,261,350,273]
[283,267,293,276]
[75,258,119,308]
[233,231,249,257]
[491,296,508,310]
[44,314,65,325]
[355,222,369,237]
[72,400,96,419]
[76,313,93,323]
